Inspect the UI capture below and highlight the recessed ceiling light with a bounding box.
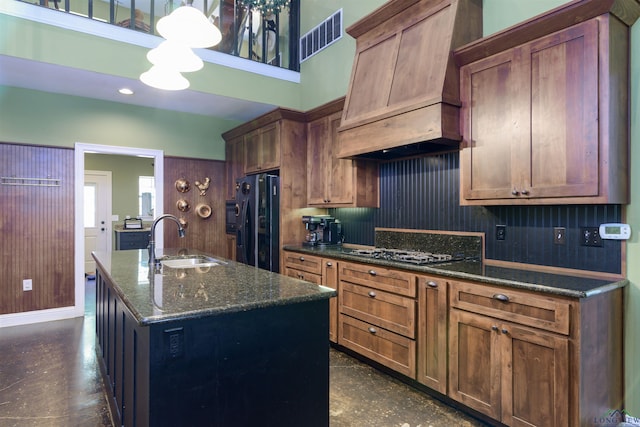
[118,88,134,95]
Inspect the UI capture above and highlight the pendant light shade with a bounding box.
[157,5,222,48]
[147,40,204,72]
[140,66,190,91]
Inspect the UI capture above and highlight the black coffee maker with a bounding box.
[322,218,343,245]
[302,215,343,246]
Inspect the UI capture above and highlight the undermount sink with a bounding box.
[160,255,226,269]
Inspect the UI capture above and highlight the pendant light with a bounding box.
[147,40,204,72]
[156,2,222,49]
[140,1,221,90]
[140,66,190,91]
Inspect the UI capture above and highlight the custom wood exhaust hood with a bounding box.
[337,0,482,160]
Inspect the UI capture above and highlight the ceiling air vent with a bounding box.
[300,9,342,63]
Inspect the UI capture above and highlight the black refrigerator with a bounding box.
[235,173,280,272]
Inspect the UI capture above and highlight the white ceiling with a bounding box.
[0,54,277,122]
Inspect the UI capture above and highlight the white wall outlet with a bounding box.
[111,214,119,221]
[23,279,32,291]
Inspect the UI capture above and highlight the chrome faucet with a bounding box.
[148,214,185,266]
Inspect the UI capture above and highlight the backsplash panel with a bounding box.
[330,152,622,274]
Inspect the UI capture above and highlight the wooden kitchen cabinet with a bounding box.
[322,259,339,343]
[222,108,310,270]
[283,253,339,342]
[456,2,637,205]
[338,261,417,377]
[244,121,280,174]
[307,99,379,207]
[447,279,622,426]
[416,274,448,394]
[224,135,243,200]
[448,280,570,424]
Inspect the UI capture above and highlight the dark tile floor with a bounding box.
[0,279,488,427]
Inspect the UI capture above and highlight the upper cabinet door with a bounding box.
[307,101,379,208]
[459,48,526,201]
[526,20,599,198]
[244,122,280,174]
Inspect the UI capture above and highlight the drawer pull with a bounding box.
[491,325,499,332]
[501,328,509,335]
[493,293,510,302]
[326,262,333,267]
[299,256,305,262]
[426,281,438,288]
[368,327,377,334]
[368,291,377,298]
[368,270,377,276]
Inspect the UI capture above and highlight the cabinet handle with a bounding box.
[511,189,519,196]
[368,327,377,334]
[501,328,509,335]
[493,293,510,302]
[426,281,438,288]
[299,256,305,262]
[491,325,499,332]
[368,291,376,298]
[326,262,333,267]
[368,270,377,276]
[521,189,530,195]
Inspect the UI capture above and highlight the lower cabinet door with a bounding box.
[501,323,569,427]
[449,308,570,426]
[339,314,416,378]
[448,308,502,419]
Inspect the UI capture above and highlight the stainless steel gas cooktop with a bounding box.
[348,248,459,265]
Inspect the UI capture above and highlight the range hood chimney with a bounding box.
[337,0,482,160]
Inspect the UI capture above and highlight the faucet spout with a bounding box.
[148,214,185,266]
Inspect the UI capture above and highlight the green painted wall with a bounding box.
[0,86,234,159]
[627,18,640,417]
[298,0,387,110]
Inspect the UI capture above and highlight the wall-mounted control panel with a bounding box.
[599,223,631,240]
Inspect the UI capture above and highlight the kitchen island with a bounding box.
[92,249,336,427]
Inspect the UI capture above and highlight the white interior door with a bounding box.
[84,171,112,275]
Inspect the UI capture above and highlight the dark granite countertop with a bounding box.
[283,245,627,299]
[92,249,336,326]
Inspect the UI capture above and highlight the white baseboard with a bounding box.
[0,306,83,328]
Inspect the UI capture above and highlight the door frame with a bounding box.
[74,143,164,318]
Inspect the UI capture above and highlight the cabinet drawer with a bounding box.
[283,253,322,275]
[340,282,416,338]
[339,261,416,297]
[338,314,416,378]
[284,267,322,285]
[449,281,570,335]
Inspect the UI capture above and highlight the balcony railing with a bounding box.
[24,0,300,71]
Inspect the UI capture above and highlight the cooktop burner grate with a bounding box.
[348,248,457,265]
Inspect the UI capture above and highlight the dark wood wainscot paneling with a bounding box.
[163,157,226,257]
[0,143,74,315]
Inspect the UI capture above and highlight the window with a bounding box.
[139,176,155,219]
